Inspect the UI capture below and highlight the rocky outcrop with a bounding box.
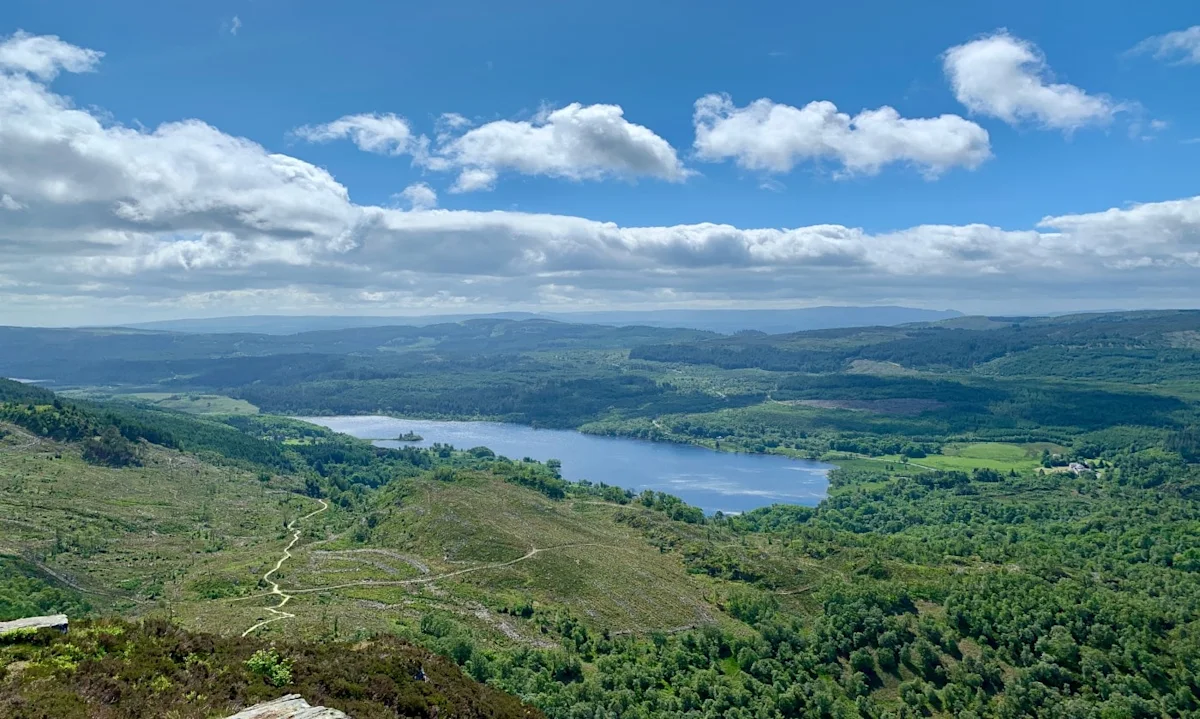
[0,614,68,635]
[225,694,348,718]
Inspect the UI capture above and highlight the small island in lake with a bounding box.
[396,431,423,442]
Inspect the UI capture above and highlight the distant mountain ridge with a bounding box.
[124,306,962,335]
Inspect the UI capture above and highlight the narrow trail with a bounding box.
[28,556,129,600]
[241,498,329,638]
[230,542,611,601]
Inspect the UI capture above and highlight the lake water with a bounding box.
[298,415,832,514]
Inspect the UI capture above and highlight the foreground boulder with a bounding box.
[0,614,68,636]
[226,694,348,719]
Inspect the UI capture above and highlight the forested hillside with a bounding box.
[125,306,962,335]
[0,319,712,385]
[632,310,1200,380]
[11,311,1200,432]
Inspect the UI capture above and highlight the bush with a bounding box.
[245,648,292,687]
[725,588,778,625]
[81,426,141,467]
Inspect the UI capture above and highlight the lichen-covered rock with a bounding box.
[225,694,348,719]
[0,614,68,635]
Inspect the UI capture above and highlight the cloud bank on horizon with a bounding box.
[0,27,1198,324]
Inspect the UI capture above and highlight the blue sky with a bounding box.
[1,1,1199,323]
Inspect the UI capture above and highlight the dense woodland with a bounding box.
[631,310,1200,379]
[7,311,1200,433]
[1,311,1200,716]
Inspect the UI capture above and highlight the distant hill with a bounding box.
[0,319,714,387]
[630,309,1200,382]
[123,313,541,335]
[548,307,964,334]
[123,306,962,335]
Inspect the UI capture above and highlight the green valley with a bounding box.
[1,311,1199,717]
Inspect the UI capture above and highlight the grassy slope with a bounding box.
[0,420,725,644]
[199,474,728,644]
[0,417,834,647]
[121,392,260,415]
[59,389,261,416]
[874,442,1054,473]
[0,421,306,617]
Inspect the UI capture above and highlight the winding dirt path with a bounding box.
[241,497,329,637]
[284,542,609,595]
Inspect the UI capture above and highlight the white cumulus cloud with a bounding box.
[0,29,103,79]
[292,113,418,156]
[299,103,690,192]
[450,167,498,194]
[944,31,1118,131]
[1129,26,1200,66]
[436,112,472,136]
[435,102,692,191]
[0,30,359,287]
[397,182,437,210]
[693,93,991,177]
[4,31,1200,324]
